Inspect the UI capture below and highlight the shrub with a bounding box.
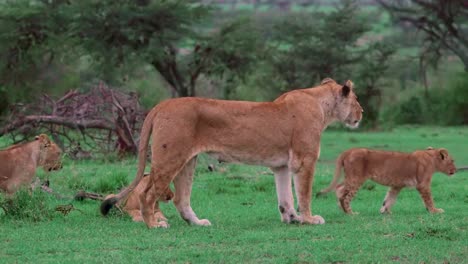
[93,172,129,194]
[380,72,468,126]
[0,188,55,222]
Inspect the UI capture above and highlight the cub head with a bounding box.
[330,79,363,128]
[431,148,456,176]
[36,134,63,172]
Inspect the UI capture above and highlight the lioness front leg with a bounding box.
[380,187,402,214]
[272,166,299,223]
[293,155,324,225]
[173,157,211,226]
[417,186,444,213]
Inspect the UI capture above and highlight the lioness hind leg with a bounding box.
[380,187,402,214]
[139,162,186,228]
[173,157,211,226]
[272,166,299,223]
[139,176,167,228]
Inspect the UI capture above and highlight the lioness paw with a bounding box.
[301,215,325,225]
[196,219,212,226]
[147,220,170,229]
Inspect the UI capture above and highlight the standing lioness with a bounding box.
[101,78,363,228]
[318,147,457,214]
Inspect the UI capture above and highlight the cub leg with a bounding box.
[127,208,167,223]
[380,187,402,214]
[337,181,364,214]
[292,155,325,224]
[417,186,444,213]
[173,157,211,226]
[272,166,299,223]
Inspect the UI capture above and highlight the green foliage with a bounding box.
[381,73,468,126]
[94,172,129,194]
[0,188,54,222]
[354,42,396,127]
[267,1,370,90]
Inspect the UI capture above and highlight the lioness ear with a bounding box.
[341,84,350,97]
[439,149,448,160]
[341,80,354,97]
[426,146,434,150]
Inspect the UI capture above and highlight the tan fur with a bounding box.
[0,134,62,194]
[101,78,363,228]
[105,173,174,222]
[319,147,457,214]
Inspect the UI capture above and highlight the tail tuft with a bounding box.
[100,197,119,216]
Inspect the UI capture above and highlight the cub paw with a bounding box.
[430,208,444,214]
[379,207,391,214]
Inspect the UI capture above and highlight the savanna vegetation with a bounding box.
[1,127,467,263]
[0,0,467,263]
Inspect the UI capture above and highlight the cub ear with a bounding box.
[36,134,51,146]
[439,149,448,160]
[426,146,434,150]
[321,78,335,85]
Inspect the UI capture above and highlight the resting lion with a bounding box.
[0,134,62,194]
[318,147,457,214]
[101,78,363,228]
[105,173,174,222]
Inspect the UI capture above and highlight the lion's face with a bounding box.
[336,80,363,128]
[36,134,63,171]
[435,148,456,176]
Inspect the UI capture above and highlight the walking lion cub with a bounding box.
[318,147,456,214]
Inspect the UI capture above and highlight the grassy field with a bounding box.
[0,126,467,263]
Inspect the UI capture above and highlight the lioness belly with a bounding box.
[207,151,288,167]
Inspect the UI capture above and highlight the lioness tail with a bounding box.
[100,107,158,216]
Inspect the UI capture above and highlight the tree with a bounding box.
[378,0,468,71]
[355,42,395,127]
[62,0,261,97]
[262,1,395,127]
[0,0,61,108]
[267,1,369,90]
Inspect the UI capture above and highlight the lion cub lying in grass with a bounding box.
[318,147,456,214]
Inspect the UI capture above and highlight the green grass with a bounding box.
[1,126,467,263]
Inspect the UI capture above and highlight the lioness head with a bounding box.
[36,134,63,171]
[431,148,456,176]
[335,80,363,128]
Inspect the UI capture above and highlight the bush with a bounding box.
[380,72,468,126]
[93,172,129,194]
[0,188,55,222]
